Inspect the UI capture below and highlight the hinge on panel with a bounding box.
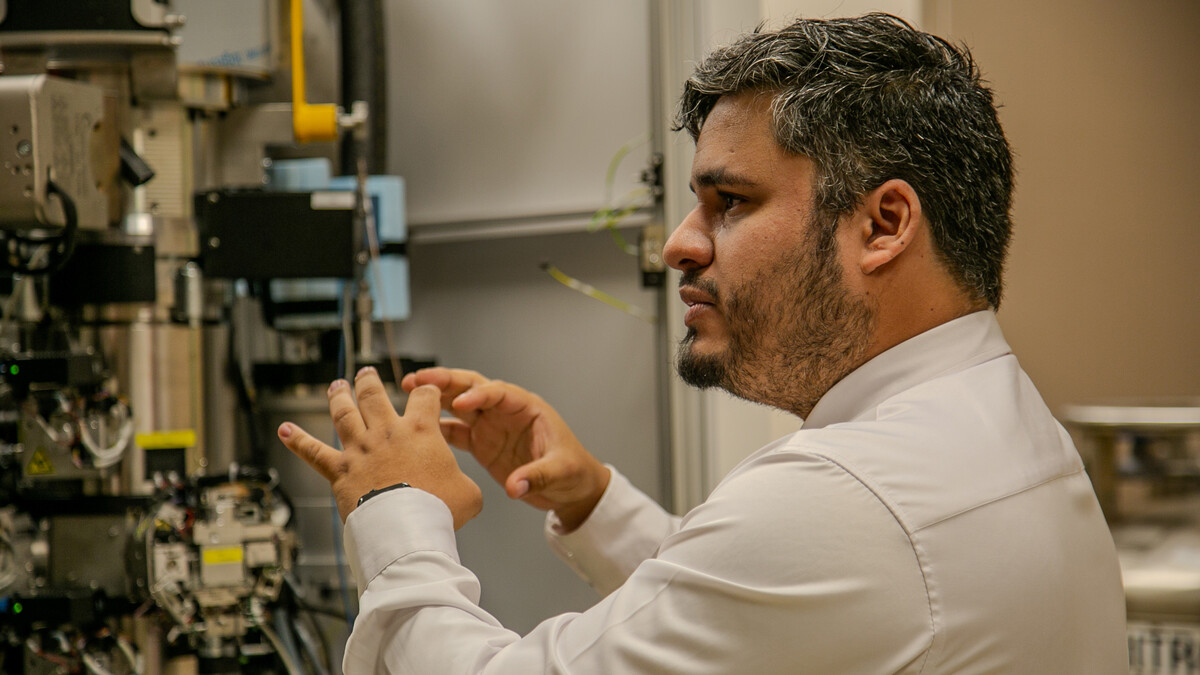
[639,223,666,288]
[638,153,666,288]
[640,152,664,203]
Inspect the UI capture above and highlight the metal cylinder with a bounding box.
[338,0,386,174]
[103,320,206,494]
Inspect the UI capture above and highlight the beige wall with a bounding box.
[701,0,1200,486]
[926,0,1200,414]
[762,0,921,27]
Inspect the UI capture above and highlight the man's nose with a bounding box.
[663,207,713,272]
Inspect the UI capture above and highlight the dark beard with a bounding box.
[676,326,724,388]
[674,219,875,418]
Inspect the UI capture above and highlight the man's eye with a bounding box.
[720,194,745,211]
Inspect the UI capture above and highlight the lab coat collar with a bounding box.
[801,311,1012,430]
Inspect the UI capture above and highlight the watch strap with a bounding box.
[357,482,411,507]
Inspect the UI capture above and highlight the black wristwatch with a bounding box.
[357,482,411,507]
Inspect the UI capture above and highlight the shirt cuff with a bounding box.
[544,466,662,595]
[343,486,459,596]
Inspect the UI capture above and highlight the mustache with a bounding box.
[678,271,720,303]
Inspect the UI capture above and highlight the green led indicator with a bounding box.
[8,365,17,375]
[12,602,21,614]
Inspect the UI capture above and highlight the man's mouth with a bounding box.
[679,286,717,326]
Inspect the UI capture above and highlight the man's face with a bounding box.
[664,92,875,417]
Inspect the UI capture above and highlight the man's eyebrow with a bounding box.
[689,168,759,193]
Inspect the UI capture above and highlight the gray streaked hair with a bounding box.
[676,13,1013,308]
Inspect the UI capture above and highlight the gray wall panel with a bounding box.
[389,228,664,633]
[384,0,652,227]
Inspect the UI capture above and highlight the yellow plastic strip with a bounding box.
[542,263,655,324]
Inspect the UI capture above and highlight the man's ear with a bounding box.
[858,179,922,275]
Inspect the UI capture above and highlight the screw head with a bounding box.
[15,140,31,157]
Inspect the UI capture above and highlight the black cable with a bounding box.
[2,179,80,276]
[292,608,333,675]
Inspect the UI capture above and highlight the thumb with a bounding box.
[506,455,561,500]
[399,372,419,393]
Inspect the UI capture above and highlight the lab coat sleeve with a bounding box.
[543,466,682,596]
[341,451,932,675]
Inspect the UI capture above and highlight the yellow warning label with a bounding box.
[25,448,54,475]
[202,547,244,565]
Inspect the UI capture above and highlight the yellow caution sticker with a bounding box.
[202,547,244,565]
[135,430,197,450]
[25,448,54,475]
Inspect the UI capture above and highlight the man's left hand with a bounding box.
[277,366,483,529]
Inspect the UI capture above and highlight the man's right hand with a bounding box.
[401,368,611,532]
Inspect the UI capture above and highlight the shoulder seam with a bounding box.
[806,453,936,673]
[912,468,1084,533]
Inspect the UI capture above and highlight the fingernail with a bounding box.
[514,480,530,498]
[357,366,377,378]
[329,379,347,394]
[278,423,292,438]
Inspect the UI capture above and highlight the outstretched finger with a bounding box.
[403,384,443,427]
[278,422,343,483]
[354,366,398,427]
[327,379,366,441]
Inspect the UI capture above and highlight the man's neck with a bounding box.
[863,281,988,366]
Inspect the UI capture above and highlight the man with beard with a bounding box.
[277,14,1127,674]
